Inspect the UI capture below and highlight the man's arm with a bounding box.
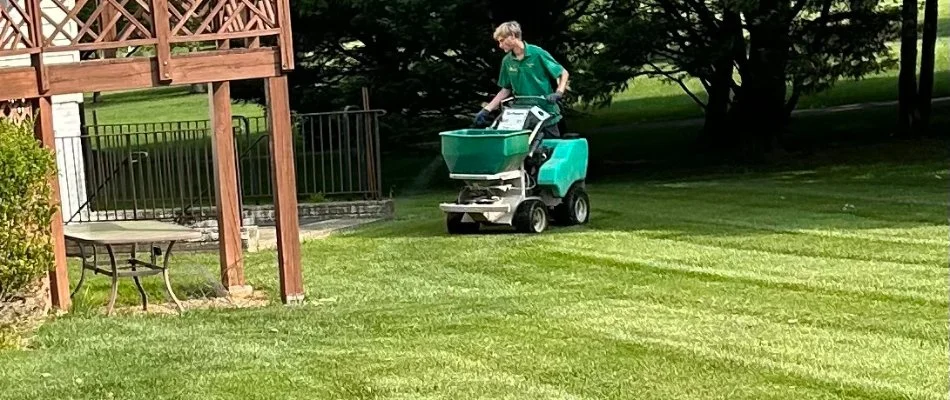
[555,69,569,95]
[538,47,569,96]
[484,87,512,111]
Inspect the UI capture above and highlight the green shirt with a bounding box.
[497,42,565,127]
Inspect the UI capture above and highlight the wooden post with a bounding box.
[98,0,118,59]
[265,75,303,304]
[33,96,70,310]
[28,0,48,94]
[276,0,295,70]
[361,87,377,197]
[152,0,172,81]
[209,81,245,290]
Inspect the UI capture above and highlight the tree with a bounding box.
[897,0,939,136]
[572,0,900,153]
[231,0,598,146]
[897,0,919,134]
[917,0,939,130]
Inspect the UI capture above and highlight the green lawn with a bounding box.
[0,140,947,399]
[383,100,950,195]
[84,86,266,125]
[570,39,950,131]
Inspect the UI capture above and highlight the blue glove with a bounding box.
[546,92,563,103]
[474,109,490,125]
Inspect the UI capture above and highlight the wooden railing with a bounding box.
[0,0,293,69]
[2,0,304,309]
[0,98,32,124]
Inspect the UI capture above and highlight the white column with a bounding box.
[51,94,88,223]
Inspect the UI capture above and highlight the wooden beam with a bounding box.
[276,0,295,70]
[209,81,245,290]
[0,48,283,99]
[169,30,281,45]
[31,55,49,95]
[152,0,173,82]
[32,97,70,311]
[28,0,48,94]
[3,67,41,98]
[49,39,158,54]
[98,0,118,60]
[265,75,303,304]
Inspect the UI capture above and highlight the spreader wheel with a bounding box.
[514,200,548,234]
[553,183,590,226]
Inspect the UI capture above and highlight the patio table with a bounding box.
[63,221,203,315]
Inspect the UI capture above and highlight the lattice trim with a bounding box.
[0,99,34,126]
[0,0,35,51]
[169,0,277,36]
[41,0,154,46]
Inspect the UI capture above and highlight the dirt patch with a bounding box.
[106,290,271,316]
[1,280,274,349]
[0,277,52,349]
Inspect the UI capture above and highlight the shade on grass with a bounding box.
[569,35,950,132]
[0,144,946,400]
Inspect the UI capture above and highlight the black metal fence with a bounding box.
[62,109,385,224]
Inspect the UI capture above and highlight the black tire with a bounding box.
[513,200,548,233]
[446,213,480,234]
[553,184,590,225]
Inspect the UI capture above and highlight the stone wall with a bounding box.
[85,199,394,226]
[184,219,260,252]
[245,200,395,225]
[67,199,395,255]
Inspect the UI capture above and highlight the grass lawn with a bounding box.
[83,86,266,125]
[383,99,950,196]
[570,39,950,131]
[0,140,946,399]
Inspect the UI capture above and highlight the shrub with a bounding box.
[0,324,20,350]
[0,118,57,303]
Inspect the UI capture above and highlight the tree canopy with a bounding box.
[232,0,913,153]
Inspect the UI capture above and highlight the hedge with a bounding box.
[0,118,56,303]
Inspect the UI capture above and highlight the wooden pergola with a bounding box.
[0,0,304,309]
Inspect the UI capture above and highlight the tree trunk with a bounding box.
[898,0,919,135]
[736,1,791,155]
[917,0,938,133]
[700,9,741,150]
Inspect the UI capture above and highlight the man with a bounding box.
[476,21,569,141]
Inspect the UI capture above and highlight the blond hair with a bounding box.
[493,21,522,40]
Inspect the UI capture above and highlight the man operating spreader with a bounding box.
[437,21,590,234]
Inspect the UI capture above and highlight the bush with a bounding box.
[0,118,56,303]
[0,324,20,350]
